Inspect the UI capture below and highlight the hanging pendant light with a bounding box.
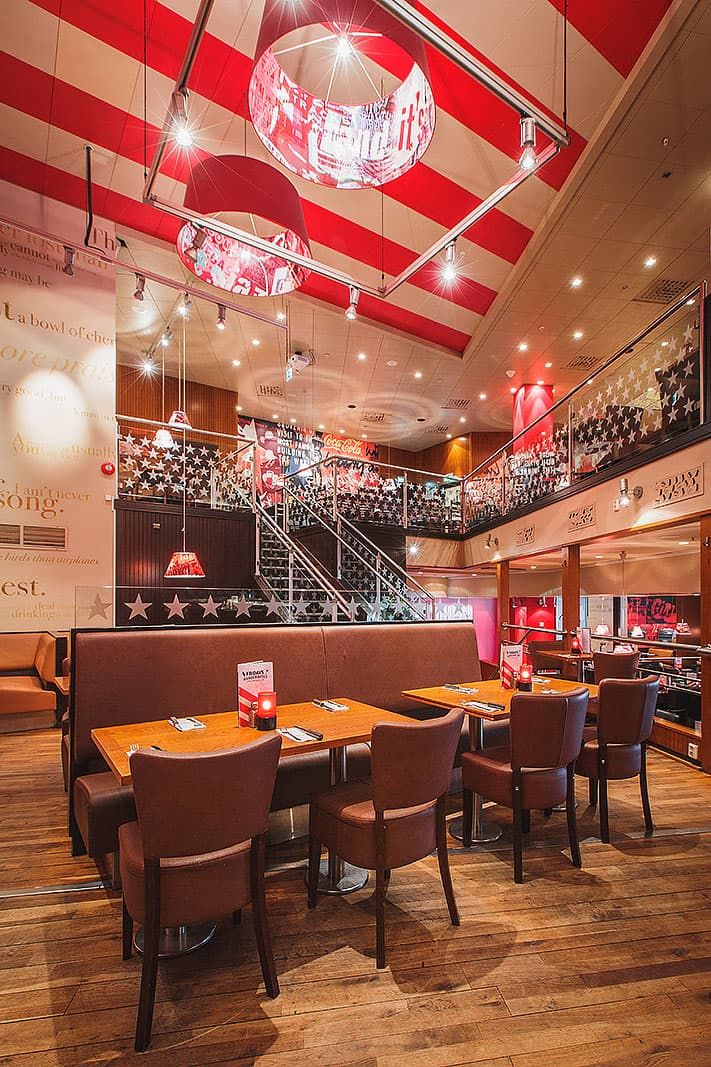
[153,326,175,449]
[164,313,204,579]
[248,0,435,190]
[176,155,311,297]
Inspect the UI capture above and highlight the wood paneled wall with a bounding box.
[117,365,239,437]
[381,433,510,477]
[115,500,255,591]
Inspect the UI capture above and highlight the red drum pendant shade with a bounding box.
[176,155,311,297]
[249,0,435,189]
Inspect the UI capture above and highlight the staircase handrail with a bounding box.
[283,482,431,620]
[255,503,356,621]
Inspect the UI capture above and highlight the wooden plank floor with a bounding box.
[1,730,710,1065]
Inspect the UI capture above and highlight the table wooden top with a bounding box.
[544,651,594,664]
[92,699,402,786]
[403,677,599,720]
[54,676,70,697]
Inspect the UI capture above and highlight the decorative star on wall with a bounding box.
[125,593,151,620]
[200,594,221,618]
[164,594,189,619]
[88,592,112,621]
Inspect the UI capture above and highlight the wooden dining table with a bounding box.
[92,698,403,898]
[403,677,599,845]
[543,651,594,682]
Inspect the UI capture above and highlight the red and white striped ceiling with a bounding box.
[1,0,673,354]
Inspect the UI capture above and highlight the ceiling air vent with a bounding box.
[361,411,390,424]
[258,384,284,398]
[426,425,450,434]
[442,397,471,410]
[634,278,690,304]
[565,353,600,370]
[23,525,66,549]
[0,524,21,545]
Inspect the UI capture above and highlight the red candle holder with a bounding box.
[517,665,533,692]
[255,691,277,731]
[571,637,581,654]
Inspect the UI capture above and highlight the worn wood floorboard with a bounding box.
[0,729,709,1065]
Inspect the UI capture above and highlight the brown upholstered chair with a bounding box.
[120,735,282,1051]
[576,676,659,843]
[461,689,589,884]
[308,709,465,969]
[593,650,640,683]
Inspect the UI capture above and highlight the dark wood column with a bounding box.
[497,560,510,646]
[701,514,711,774]
[562,544,581,648]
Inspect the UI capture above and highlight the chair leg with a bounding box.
[134,860,160,1053]
[566,764,582,869]
[588,778,598,806]
[639,744,654,836]
[462,787,473,848]
[598,751,610,844]
[521,809,531,834]
[251,834,279,999]
[375,813,387,969]
[121,897,133,961]
[435,796,459,926]
[512,772,524,885]
[110,851,122,892]
[307,831,321,910]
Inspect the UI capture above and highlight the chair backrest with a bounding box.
[510,689,589,771]
[593,650,640,684]
[129,734,281,859]
[597,676,659,746]
[370,708,464,812]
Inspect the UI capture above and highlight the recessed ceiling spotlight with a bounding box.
[537,379,544,386]
[644,255,657,268]
[357,352,366,361]
[276,311,286,321]
[544,360,553,368]
[509,386,517,394]
[573,329,583,340]
[236,404,242,411]
[505,368,515,378]
[272,412,279,420]
[686,298,695,306]
[347,403,356,409]
[252,338,260,346]
[290,417,296,424]
[570,276,583,288]
[517,342,528,352]
[459,416,466,424]
[339,427,344,433]
[216,304,227,330]
[530,565,537,570]
[363,432,368,439]
[479,392,487,400]
[232,359,241,367]
[678,539,690,545]
[386,359,398,367]
[446,433,452,439]
[661,340,669,347]
[414,371,422,379]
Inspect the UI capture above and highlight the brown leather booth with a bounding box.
[69,621,490,871]
[0,632,67,732]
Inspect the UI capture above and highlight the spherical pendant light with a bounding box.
[248,0,435,190]
[176,155,311,297]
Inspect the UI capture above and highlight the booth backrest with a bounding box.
[0,633,41,672]
[323,623,480,716]
[34,634,58,685]
[71,622,480,768]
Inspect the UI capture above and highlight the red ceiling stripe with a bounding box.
[27,0,534,262]
[547,0,673,77]
[0,51,495,318]
[0,143,470,352]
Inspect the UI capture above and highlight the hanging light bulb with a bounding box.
[178,293,192,317]
[62,246,75,277]
[441,241,458,283]
[216,304,227,330]
[345,286,359,320]
[171,89,194,148]
[160,327,172,348]
[133,274,146,301]
[519,116,538,171]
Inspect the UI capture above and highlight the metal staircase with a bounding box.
[254,503,356,623]
[283,483,434,622]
